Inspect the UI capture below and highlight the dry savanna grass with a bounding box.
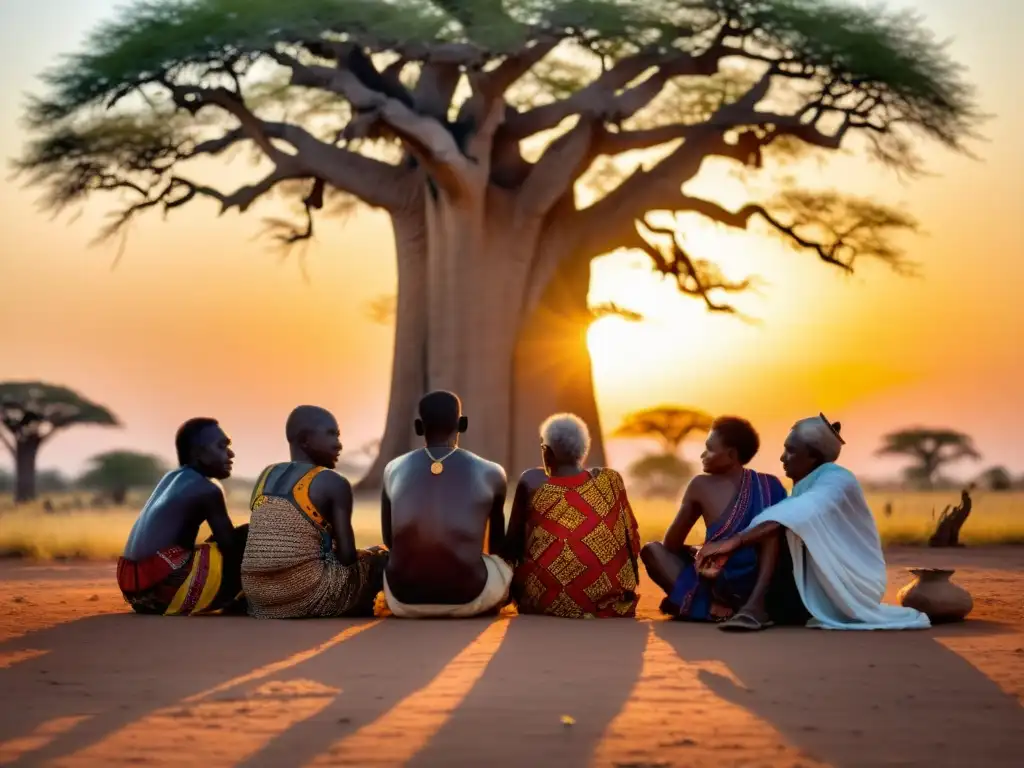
[0,489,1022,561]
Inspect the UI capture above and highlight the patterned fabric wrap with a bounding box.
[116,543,232,616]
[512,469,641,618]
[668,469,788,621]
[242,464,386,619]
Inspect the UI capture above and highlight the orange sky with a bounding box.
[1,0,1022,482]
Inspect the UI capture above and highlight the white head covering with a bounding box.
[791,413,845,463]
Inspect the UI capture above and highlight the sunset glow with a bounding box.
[1,0,1022,482]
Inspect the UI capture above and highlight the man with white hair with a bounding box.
[503,413,642,618]
[697,414,930,631]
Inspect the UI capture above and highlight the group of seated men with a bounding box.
[116,390,930,630]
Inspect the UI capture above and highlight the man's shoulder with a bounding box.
[385,449,420,470]
[687,473,716,490]
[313,467,353,490]
[751,469,786,487]
[587,466,626,491]
[457,449,506,478]
[174,468,222,499]
[517,467,547,488]
[825,463,859,487]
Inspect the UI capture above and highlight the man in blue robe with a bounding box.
[641,416,788,623]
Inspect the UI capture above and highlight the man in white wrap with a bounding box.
[697,414,929,631]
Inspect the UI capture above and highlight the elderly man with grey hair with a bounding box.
[697,414,930,631]
[502,413,642,618]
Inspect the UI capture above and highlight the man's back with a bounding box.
[692,473,747,530]
[384,448,504,604]
[123,467,212,560]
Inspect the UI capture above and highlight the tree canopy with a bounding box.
[15,0,979,308]
[877,427,981,488]
[614,405,713,454]
[13,0,982,482]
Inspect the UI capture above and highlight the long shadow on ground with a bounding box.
[654,619,1024,767]
[240,618,499,767]
[0,613,356,764]
[406,615,648,768]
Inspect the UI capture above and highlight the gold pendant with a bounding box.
[430,461,444,475]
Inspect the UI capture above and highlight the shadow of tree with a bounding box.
[0,613,361,764]
[407,616,648,768]
[654,620,1024,767]
[239,618,499,767]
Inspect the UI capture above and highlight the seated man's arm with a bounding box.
[501,474,532,564]
[315,472,359,566]
[487,465,508,556]
[202,485,238,554]
[662,478,704,552]
[696,520,783,567]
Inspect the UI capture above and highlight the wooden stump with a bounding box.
[928,488,972,547]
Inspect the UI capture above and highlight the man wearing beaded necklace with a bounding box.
[381,390,511,618]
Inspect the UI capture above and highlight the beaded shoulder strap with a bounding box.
[250,464,276,510]
[292,466,330,531]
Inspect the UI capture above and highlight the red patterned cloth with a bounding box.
[512,469,641,618]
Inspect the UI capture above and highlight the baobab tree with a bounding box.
[15,0,979,486]
[0,382,119,502]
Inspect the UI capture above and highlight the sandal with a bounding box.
[718,611,774,632]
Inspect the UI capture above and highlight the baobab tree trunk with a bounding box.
[422,189,534,466]
[511,249,606,480]
[358,211,428,488]
[14,438,40,503]
[356,197,605,489]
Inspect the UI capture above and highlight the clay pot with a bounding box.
[896,568,973,623]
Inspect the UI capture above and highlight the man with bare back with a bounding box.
[117,418,248,616]
[381,390,510,618]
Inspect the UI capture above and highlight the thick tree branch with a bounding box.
[172,86,410,211]
[474,37,560,100]
[518,119,596,217]
[504,52,658,138]
[273,52,471,196]
[506,40,731,141]
[413,62,462,120]
[465,96,507,167]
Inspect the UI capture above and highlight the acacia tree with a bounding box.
[16,0,978,486]
[78,450,167,505]
[877,428,981,489]
[0,382,119,502]
[615,405,713,454]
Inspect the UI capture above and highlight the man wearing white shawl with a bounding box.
[697,414,929,632]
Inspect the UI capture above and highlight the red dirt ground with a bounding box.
[1,547,1022,767]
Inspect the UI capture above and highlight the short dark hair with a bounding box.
[418,391,461,435]
[175,417,220,466]
[711,416,760,465]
